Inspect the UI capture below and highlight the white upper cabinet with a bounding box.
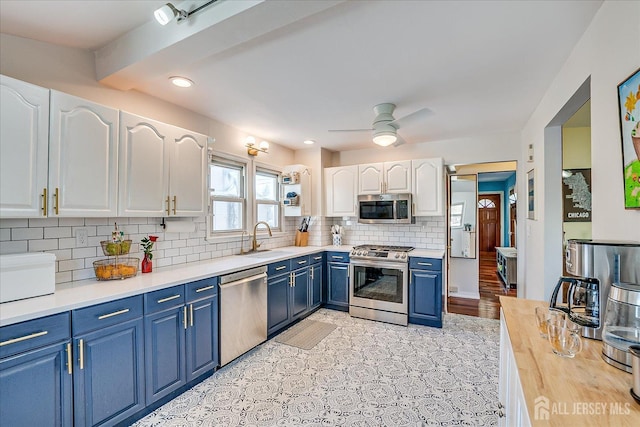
[0,75,50,218]
[49,91,119,217]
[325,165,358,217]
[168,129,207,216]
[119,111,207,217]
[412,157,444,216]
[358,161,411,194]
[119,112,169,216]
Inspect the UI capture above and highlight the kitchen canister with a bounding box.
[332,234,342,246]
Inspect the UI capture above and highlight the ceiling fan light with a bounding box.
[372,132,397,147]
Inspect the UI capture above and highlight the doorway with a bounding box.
[446,162,517,320]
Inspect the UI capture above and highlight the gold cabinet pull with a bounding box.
[54,187,60,215]
[0,330,48,347]
[41,188,48,216]
[195,285,214,293]
[98,308,130,320]
[172,195,177,215]
[183,306,188,330]
[157,294,180,304]
[166,196,171,215]
[189,304,194,327]
[78,339,84,370]
[66,343,73,375]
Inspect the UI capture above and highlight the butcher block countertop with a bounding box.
[499,296,639,426]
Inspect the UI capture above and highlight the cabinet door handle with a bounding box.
[54,187,60,215]
[313,256,322,261]
[195,285,215,293]
[66,343,73,375]
[417,262,433,267]
[0,330,48,347]
[297,260,307,265]
[172,195,177,215]
[189,304,194,327]
[78,339,84,370]
[275,266,287,271]
[98,308,129,320]
[332,256,343,260]
[157,294,181,304]
[41,188,48,217]
[166,196,171,215]
[310,266,314,280]
[183,306,188,330]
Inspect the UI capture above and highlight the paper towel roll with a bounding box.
[163,219,196,233]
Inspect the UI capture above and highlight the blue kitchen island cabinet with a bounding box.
[0,313,72,427]
[409,257,443,328]
[326,251,350,311]
[72,296,145,426]
[144,278,218,405]
[267,259,292,335]
[291,256,311,319]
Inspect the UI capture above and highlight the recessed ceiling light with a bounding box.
[303,140,315,145]
[169,76,194,88]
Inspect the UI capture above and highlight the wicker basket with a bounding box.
[93,258,139,280]
[100,240,132,256]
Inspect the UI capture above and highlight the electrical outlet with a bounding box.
[76,228,88,247]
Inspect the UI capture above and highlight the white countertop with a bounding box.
[496,246,517,258]
[0,245,444,327]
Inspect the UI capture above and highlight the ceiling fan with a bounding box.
[328,103,432,147]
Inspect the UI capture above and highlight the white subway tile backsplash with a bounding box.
[51,249,72,261]
[0,229,10,241]
[44,226,72,239]
[172,240,186,249]
[73,268,95,281]
[0,219,29,228]
[59,259,85,272]
[28,218,59,227]
[0,240,28,254]
[56,271,72,283]
[72,247,96,259]
[12,227,44,240]
[29,239,59,251]
[172,255,186,265]
[59,218,84,226]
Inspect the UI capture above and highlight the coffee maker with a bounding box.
[552,239,640,340]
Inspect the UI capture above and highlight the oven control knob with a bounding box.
[401,253,406,259]
[357,251,363,256]
[395,253,399,259]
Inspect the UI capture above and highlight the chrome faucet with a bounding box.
[252,221,272,252]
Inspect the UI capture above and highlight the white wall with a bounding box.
[521,0,640,301]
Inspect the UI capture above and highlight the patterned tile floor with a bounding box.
[133,309,500,426]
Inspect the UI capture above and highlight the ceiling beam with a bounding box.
[95,0,344,90]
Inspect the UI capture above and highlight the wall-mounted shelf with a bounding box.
[282,165,311,217]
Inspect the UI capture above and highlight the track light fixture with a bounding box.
[154,1,219,26]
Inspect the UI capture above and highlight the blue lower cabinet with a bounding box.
[0,341,73,426]
[309,262,323,309]
[186,293,218,380]
[327,262,349,310]
[268,273,291,335]
[409,260,443,328]
[72,296,145,426]
[291,267,310,319]
[144,305,187,404]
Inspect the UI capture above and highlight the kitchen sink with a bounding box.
[240,250,290,258]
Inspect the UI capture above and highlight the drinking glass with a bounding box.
[535,307,566,338]
[547,323,582,358]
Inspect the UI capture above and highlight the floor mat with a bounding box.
[274,319,337,350]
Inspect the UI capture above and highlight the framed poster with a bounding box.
[618,68,640,209]
[562,169,591,222]
[527,168,535,220]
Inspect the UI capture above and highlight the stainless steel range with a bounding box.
[349,244,414,326]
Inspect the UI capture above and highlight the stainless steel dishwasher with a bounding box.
[219,265,268,366]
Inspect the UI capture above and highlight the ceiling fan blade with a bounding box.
[393,134,407,147]
[388,107,433,128]
[327,128,372,133]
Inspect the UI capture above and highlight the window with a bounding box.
[478,198,496,209]
[255,168,280,230]
[450,202,464,228]
[210,158,245,233]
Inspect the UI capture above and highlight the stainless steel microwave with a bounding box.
[358,193,412,224]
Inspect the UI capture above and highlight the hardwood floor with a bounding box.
[447,250,517,320]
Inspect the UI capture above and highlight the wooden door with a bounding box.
[478,193,501,252]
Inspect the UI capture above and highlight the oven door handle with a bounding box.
[350,259,409,271]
